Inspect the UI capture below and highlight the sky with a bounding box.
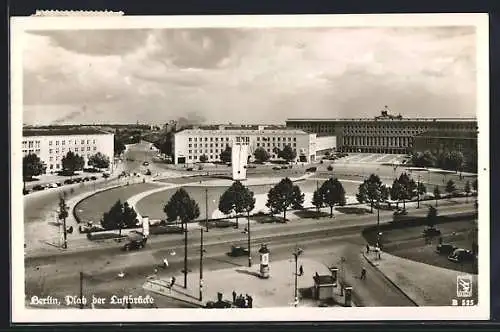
[22,26,477,125]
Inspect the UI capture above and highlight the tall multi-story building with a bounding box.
[286,107,477,154]
[173,125,324,164]
[22,128,114,173]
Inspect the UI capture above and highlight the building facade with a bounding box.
[22,128,115,173]
[413,130,478,171]
[173,125,317,164]
[286,108,477,154]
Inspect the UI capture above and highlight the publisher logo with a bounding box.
[457,275,473,298]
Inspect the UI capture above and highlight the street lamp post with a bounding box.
[247,211,252,268]
[79,271,84,309]
[199,228,204,302]
[340,256,346,296]
[183,220,188,289]
[417,174,421,209]
[205,188,209,232]
[292,247,303,304]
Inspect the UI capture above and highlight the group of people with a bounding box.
[232,291,253,308]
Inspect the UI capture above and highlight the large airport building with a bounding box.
[286,108,477,155]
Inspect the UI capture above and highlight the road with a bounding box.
[26,206,475,308]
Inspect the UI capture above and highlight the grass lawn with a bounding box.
[74,183,159,224]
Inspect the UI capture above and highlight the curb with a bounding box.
[72,182,126,224]
[143,286,205,308]
[361,252,419,306]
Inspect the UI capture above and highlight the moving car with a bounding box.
[143,161,149,166]
[228,245,249,257]
[423,226,441,237]
[102,173,110,178]
[305,167,317,173]
[121,236,147,251]
[393,209,408,216]
[435,243,457,255]
[448,248,475,263]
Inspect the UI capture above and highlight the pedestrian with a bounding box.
[439,237,443,245]
[366,244,370,253]
[171,276,176,287]
[232,290,237,304]
[163,257,169,268]
[248,295,253,308]
[299,265,304,276]
[377,251,381,260]
[244,296,249,308]
[360,268,366,280]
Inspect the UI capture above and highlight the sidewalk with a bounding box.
[143,258,351,308]
[362,249,478,306]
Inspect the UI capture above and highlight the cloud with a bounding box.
[22,26,477,125]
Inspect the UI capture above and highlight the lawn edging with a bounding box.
[72,183,128,224]
[362,252,418,306]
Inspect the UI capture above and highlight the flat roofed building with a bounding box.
[22,128,115,173]
[286,107,477,154]
[173,126,317,164]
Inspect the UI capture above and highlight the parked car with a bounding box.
[90,176,97,180]
[228,245,249,257]
[56,182,63,187]
[435,243,457,255]
[272,166,281,170]
[23,188,31,195]
[82,177,90,182]
[143,161,149,166]
[49,183,58,188]
[423,226,441,237]
[102,173,110,178]
[448,248,475,263]
[32,185,45,191]
[63,179,74,185]
[245,165,257,169]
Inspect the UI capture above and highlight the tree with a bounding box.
[390,181,403,208]
[122,202,138,228]
[318,178,346,218]
[163,188,200,231]
[395,173,417,210]
[253,147,270,163]
[278,145,297,163]
[445,179,456,195]
[23,153,44,189]
[327,165,333,171]
[61,151,85,175]
[356,182,368,204]
[464,180,471,203]
[220,145,232,163]
[266,177,304,221]
[358,174,385,213]
[114,136,126,156]
[218,181,255,228]
[101,200,126,235]
[448,151,464,173]
[312,189,323,216]
[426,205,438,229]
[199,154,208,163]
[433,185,441,207]
[88,152,110,169]
[472,179,478,192]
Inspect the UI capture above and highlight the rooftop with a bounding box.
[286,117,477,123]
[416,130,478,138]
[23,128,112,137]
[176,128,308,136]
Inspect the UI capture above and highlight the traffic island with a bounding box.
[143,258,352,308]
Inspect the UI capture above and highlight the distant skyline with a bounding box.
[23,26,477,125]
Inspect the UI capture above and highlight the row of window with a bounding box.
[48,152,93,162]
[48,139,96,146]
[22,141,41,149]
[186,136,298,143]
[186,148,297,161]
[49,146,97,154]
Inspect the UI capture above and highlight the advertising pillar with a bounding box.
[258,244,270,279]
[232,143,248,180]
[142,216,149,238]
[344,286,353,307]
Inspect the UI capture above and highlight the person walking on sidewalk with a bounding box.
[299,265,304,276]
[163,257,169,268]
[232,290,237,304]
[366,244,370,254]
[248,295,253,308]
[360,268,367,280]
